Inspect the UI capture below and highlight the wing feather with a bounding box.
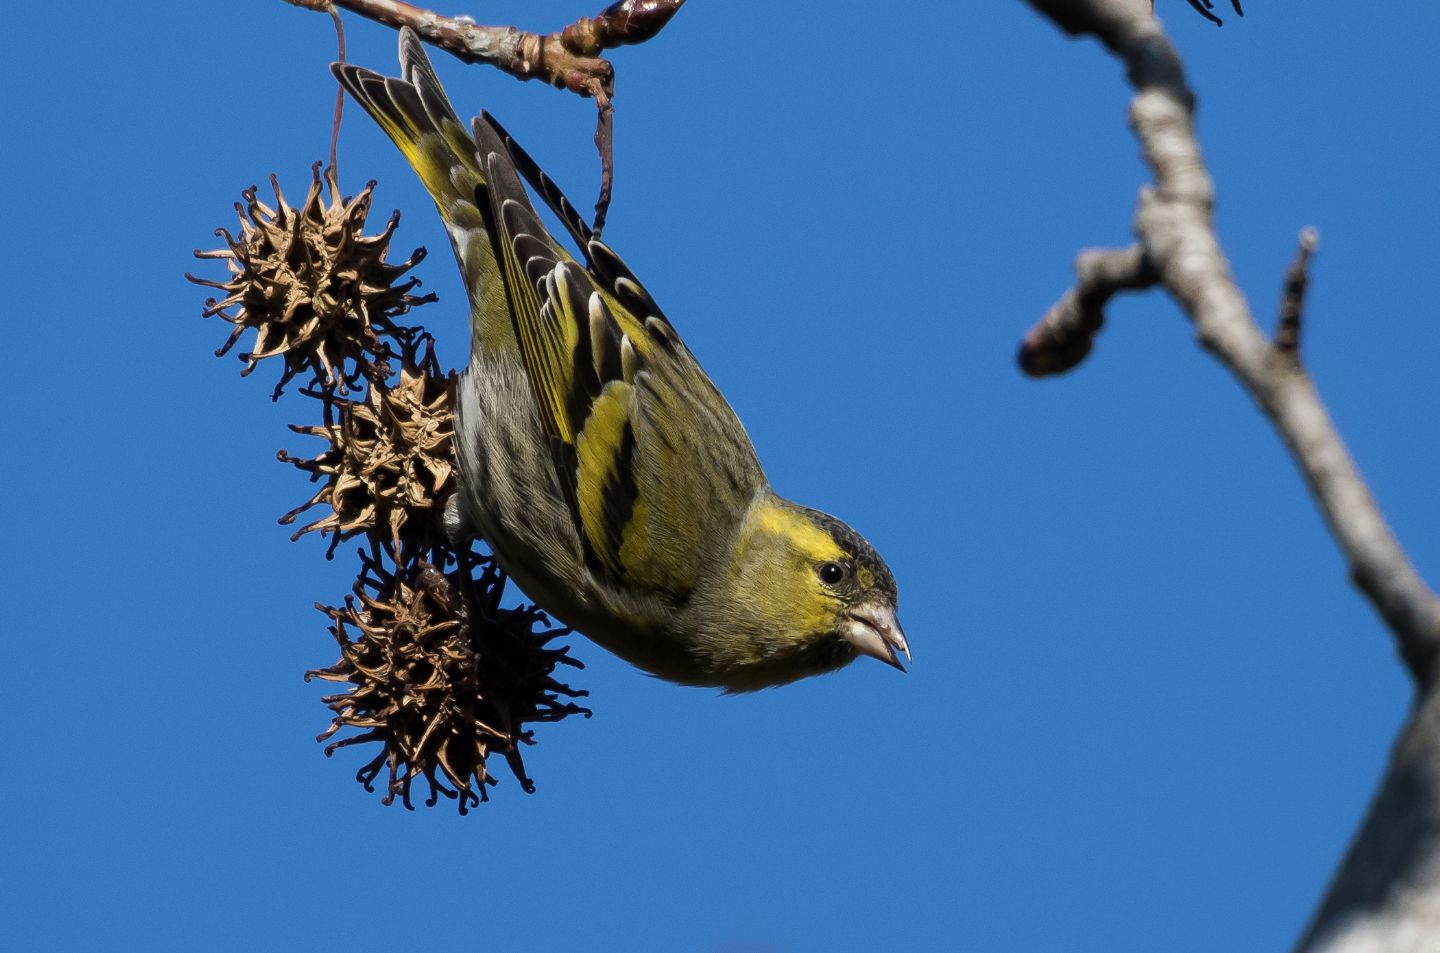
[465,78,767,595]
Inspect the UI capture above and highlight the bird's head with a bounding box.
[713,495,907,687]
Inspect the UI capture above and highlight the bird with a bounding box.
[332,28,907,691]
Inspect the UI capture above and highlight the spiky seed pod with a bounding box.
[191,164,590,807]
[187,162,434,397]
[279,343,456,557]
[307,553,590,813]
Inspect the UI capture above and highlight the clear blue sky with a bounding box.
[4,2,1439,950]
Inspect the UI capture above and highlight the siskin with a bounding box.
[333,29,907,691]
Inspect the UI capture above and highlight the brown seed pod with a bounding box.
[187,163,434,397]
[191,163,590,808]
[307,552,590,813]
[278,341,456,558]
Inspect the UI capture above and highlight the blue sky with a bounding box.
[4,1,1439,950]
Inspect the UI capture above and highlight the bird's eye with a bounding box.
[817,561,848,585]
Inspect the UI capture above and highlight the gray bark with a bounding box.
[1017,2,1440,949]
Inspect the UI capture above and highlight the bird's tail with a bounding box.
[331,28,518,350]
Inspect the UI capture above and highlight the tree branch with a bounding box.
[1020,0,1440,685]
[1018,1,1440,949]
[286,0,687,235]
[1018,244,1155,375]
[1274,227,1319,359]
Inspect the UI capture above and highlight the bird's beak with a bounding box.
[840,603,910,672]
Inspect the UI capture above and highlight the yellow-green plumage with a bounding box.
[333,29,907,691]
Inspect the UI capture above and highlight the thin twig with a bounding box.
[592,88,615,235]
[328,5,347,178]
[286,0,687,235]
[1274,227,1319,359]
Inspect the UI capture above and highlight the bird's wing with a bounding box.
[338,29,766,600]
[470,121,767,600]
[330,30,516,356]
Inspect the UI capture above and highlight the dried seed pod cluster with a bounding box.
[309,554,588,813]
[279,345,456,557]
[188,162,433,398]
[190,166,588,811]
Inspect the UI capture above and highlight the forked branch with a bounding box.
[1018,1,1440,950]
[1019,0,1440,687]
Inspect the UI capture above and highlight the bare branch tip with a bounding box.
[1017,246,1155,379]
[1275,227,1320,358]
[1018,318,1095,378]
